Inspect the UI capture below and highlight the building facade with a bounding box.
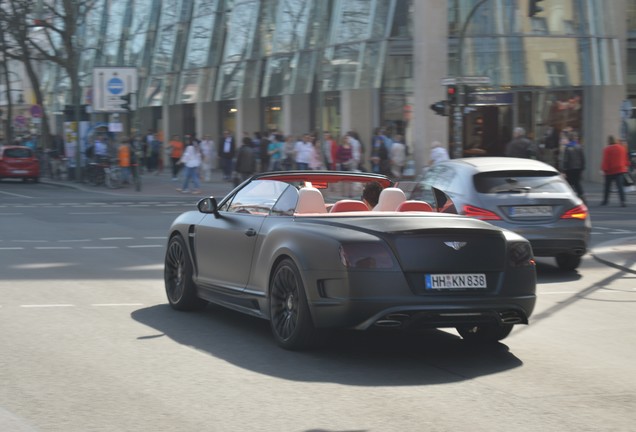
[28,0,631,180]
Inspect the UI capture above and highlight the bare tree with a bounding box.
[0,0,98,180]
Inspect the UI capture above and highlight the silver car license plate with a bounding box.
[509,205,551,217]
[425,273,487,289]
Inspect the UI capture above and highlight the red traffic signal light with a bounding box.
[446,85,457,104]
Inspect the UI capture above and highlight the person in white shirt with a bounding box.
[177,142,202,194]
[346,131,361,171]
[199,135,215,182]
[390,135,407,179]
[294,134,315,170]
[429,140,450,165]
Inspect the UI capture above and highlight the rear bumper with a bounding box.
[305,269,536,330]
[528,238,587,257]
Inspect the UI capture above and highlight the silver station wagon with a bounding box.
[411,157,591,271]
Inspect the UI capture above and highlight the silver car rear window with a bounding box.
[474,170,570,194]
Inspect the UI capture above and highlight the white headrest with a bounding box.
[373,187,406,211]
[295,187,327,214]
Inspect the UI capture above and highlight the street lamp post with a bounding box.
[453,0,488,159]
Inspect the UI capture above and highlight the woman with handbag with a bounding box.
[600,135,630,207]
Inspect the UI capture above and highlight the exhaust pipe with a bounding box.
[375,319,403,328]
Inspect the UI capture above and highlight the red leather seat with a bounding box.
[397,200,433,212]
[330,200,368,212]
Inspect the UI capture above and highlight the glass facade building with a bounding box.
[37,0,630,180]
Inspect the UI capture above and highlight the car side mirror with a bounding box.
[197,197,220,218]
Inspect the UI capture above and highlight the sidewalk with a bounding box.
[43,168,235,199]
[42,173,636,274]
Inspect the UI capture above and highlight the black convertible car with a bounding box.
[164,171,536,350]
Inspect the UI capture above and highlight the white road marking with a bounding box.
[69,212,119,215]
[91,303,144,307]
[127,244,163,248]
[101,237,134,241]
[0,247,25,250]
[34,246,73,250]
[21,304,74,308]
[81,246,118,249]
[0,190,32,198]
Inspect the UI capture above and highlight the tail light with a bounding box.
[509,242,535,267]
[339,243,394,269]
[463,204,502,220]
[561,204,588,220]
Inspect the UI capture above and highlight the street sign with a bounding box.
[441,76,492,86]
[30,104,43,118]
[92,67,138,112]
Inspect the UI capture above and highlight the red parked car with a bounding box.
[0,146,40,182]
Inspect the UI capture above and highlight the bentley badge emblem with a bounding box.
[444,241,467,251]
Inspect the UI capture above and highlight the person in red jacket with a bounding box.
[600,135,629,207]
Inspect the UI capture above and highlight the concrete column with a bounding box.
[283,93,311,137]
[412,1,449,173]
[582,1,627,184]
[341,88,375,158]
[196,101,219,139]
[237,97,260,139]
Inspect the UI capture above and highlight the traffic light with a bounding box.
[430,100,450,116]
[446,85,457,104]
[528,0,543,17]
[120,93,132,111]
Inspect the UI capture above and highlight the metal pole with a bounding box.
[453,0,488,159]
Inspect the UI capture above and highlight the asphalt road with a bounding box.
[1,179,635,431]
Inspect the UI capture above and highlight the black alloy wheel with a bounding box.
[456,323,513,344]
[269,258,318,350]
[164,235,207,311]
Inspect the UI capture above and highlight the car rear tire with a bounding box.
[555,253,581,271]
[164,235,207,311]
[269,258,319,350]
[456,323,513,343]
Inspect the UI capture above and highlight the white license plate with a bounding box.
[509,205,551,217]
[425,273,487,289]
[12,170,28,174]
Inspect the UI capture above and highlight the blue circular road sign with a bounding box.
[107,77,125,95]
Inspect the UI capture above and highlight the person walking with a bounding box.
[177,140,202,194]
[389,135,407,179]
[117,138,132,185]
[235,137,257,182]
[267,133,284,171]
[218,130,236,181]
[560,131,586,202]
[294,133,315,170]
[199,135,215,182]
[600,135,629,207]
[168,135,184,181]
[506,127,537,159]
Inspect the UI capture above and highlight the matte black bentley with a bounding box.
[164,171,536,350]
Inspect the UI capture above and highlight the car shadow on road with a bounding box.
[131,303,522,386]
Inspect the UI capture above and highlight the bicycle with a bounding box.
[104,162,123,189]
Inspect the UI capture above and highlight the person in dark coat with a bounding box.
[560,131,586,202]
[506,127,537,159]
[235,137,256,183]
[218,130,236,181]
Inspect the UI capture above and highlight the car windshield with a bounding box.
[473,170,570,194]
[4,148,33,158]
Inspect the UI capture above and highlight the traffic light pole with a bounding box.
[453,0,488,159]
